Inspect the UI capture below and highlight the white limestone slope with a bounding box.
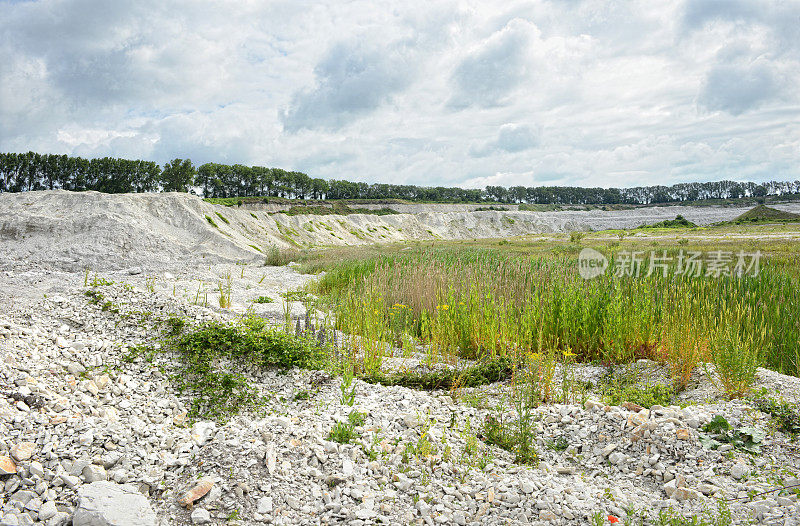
[3,190,800,271]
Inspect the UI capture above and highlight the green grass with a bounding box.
[602,383,673,408]
[264,247,309,266]
[363,356,515,390]
[205,215,218,228]
[215,211,230,224]
[308,238,800,388]
[750,396,800,435]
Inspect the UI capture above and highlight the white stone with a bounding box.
[190,508,211,525]
[257,496,273,514]
[83,465,107,483]
[520,480,535,494]
[29,461,44,479]
[191,422,216,447]
[38,501,58,521]
[73,481,156,526]
[730,463,750,480]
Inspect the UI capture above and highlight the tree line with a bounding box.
[1,151,798,205]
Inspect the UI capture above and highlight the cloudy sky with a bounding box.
[1,0,799,189]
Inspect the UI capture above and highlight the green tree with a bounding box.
[161,158,196,192]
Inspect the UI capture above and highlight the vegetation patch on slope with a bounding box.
[731,205,800,224]
[639,214,697,229]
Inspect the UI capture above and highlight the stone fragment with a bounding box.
[37,501,58,521]
[83,465,108,483]
[190,509,211,525]
[673,487,701,501]
[621,401,644,412]
[730,463,750,480]
[600,444,617,457]
[73,481,157,526]
[609,452,625,465]
[257,496,273,514]
[0,455,17,475]
[190,422,216,447]
[265,444,276,474]
[539,510,557,521]
[60,474,82,489]
[676,428,690,440]
[178,477,215,507]
[520,480,535,494]
[29,461,44,478]
[11,442,36,462]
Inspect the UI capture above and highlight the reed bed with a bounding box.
[312,247,800,394]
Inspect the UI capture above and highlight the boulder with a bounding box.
[73,481,157,526]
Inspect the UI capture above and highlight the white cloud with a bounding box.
[469,123,541,157]
[281,38,416,132]
[447,19,536,109]
[0,0,798,188]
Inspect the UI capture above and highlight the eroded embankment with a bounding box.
[3,190,800,271]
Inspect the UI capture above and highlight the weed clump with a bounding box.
[264,247,306,266]
[328,421,358,444]
[751,397,800,436]
[602,383,673,409]
[362,356,515,390]
[698,415,765,454]
[205,215,218,228]
[253,296,273,304]
[170,317,328,421]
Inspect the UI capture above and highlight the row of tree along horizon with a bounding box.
[1,151,799,205]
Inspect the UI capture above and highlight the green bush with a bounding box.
[751,397,800,436]
[170,317,328,421]
[253,296,273,304]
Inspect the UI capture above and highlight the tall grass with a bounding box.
[311,248,800,390]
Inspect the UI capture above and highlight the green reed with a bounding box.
[312,247,800,386]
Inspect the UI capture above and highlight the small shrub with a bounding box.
[545,437,568,451]
[655,501,733,526]
[205,215,218,228]
[253,296,273,304]
[480,414,538,465]
[569,231,586,243]
[328,422,357,444]
[699,415,765,454]
[362,356,514,390]
[751,397,800,436]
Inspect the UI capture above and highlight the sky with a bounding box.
[1,0,799,189]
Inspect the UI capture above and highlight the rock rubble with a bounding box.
[1,269,799,525]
